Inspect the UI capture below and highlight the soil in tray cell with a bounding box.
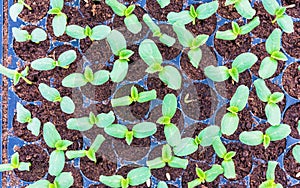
[146,0,185,21]
[217,0,241,20]
[282,0,300,18]
[284,144,300,181]
[17,0,49,23]
[283,102,300,139]
[282,22,300,59]
[282,62,300,100]
[80,0,113,23]
[146,77,178,100]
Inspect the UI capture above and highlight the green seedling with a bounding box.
[224,0,256,19]
[48,0,67,37]
[259,161,283,188]
[27,172,74,188]
[0,65,32,85]
[66,25,111,41]
[9,0,32,22]
[157,0,170,8]
[293,145,300,164]
[0,152,31,172]
[12,27,47,43]
[188,165,223,188]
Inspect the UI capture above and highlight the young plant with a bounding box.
[293,145,300,164]
[48,0,67,37]
[31,50,77,71]
[224,0,256,19]
[62,66,110,88]
[258,29,288,79]
[216,16,260,40]
[259,161,283,188]
[0,65,32,85]
[157,0,170,8]
[146,144,188,170]
[143,14,176,47]
[0,152,31,172]
[66,134,105,162]
[16,102,41,136]
[212,138,236,179]
[262,0,294,33]
[239,124,291,149]
[43,122,73,176]
[221,85,249,136]
[111,85,157,107]
[9,0,32,22]
[253,79,285,125]
[12,27,47,43]
[27,172,74,188]
[139,39,182,90]
[100,167,151,188]
[38,83,75,114]
[105,0,142,34]
[204,52,257,82]
[188,165,223,188]
[173,24,209,68]
[167,1,218,25]
[66,25,111,41]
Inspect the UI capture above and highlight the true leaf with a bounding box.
[271,51,288,61]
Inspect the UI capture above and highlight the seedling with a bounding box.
[111,85,157,107]
[157,0,170,8]
[188,165,223,188]
[48,0,67,37]
[258,29,288,79]
[216,17,260,40]
[173,24,209,68]
[31,50,77,71]
[259,161,283,188]
[221,85,249,136]
[43,122,73,176]
[212,138,236,179]
[62,66,110,88]
[9,0,32,22]
[66,25,111,41]
[0,65,32,85]
[293,145,300,164]
[38,83,75,114]
[143,14,176,47]
[139,39,182,90]
[12,27,47,43]
[167,1,218,25]
[253,79,285,125]
[16,102,41,136]
[105,0,142,34]
[146,144,188,169]
[0,152,31,172]
[100,167,151,188]
[224,0,256,19]
[204,52,258,82]
[27,172,74,188]
[66,134,105,162]
[262,0,294,33]
[239,124,291,149]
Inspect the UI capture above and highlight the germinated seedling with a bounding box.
[259,29,288,79]
[259,161,283,188]
[105,0,142,34]
[27,172,74,188]
[66,25,111,41]
[16,102,41,136]
[157,0,170,8]
[167,1,218,25]
[188,165,223,188]
[143,14,176,47]
[253,79,285,125]
[239,124,291,149]
[43,122,73,176]
[62,66,110,88]
[9,0,32,22]
[38,83,75,114]
[48,0,67,37]
[139,39,182,90]
[31,50,77,71]
[12,27,47,43]
[204,52,258,82]
[224,0,256,19]
[216,17,260,40]
[0,65,32,85]
[0,152,31,172]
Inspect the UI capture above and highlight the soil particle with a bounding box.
[282,62,300,100]
[146,0,184,21]
[282,0,300,18]
[284,144,300,180]
[146,76,178,100]
[282,22,300,59]
[217,0,241,20]
[17,0,49,23]
[283,102,300,139]
[80,0,113,23]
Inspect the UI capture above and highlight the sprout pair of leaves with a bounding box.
[239,124,291,149]
[31,50,77,71]
[43,122,73,176]
[0,152,31,172]
[16,103,41,136]
[111,85,157,107]
[62,66,110,88]
[262,0,294,33]
[258,29,288,79]
[293,145,300,164]
[225,0,256,19]
[143,14,176,47]
[66,25,111,41]
[216,17,260,40]
[105,0,142,34]
[38,83,75,114]
[221,85,249,136]
[12,27,47,44]
[253,79,284,125]
[167,1,218,25]
[100,167,151,188]
[173,24,209,68]
[48,0,67,37]
[157,0,170,8]
[204,52,258,83]
[9,0,32,22]
[66,134,105,163]
[139,39,182,90]
[0,65,32,85]
[188,165,224,188]
[259,161,283,188]
[27,172,74,188]
[146,144,188,170]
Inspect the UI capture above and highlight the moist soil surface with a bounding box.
[282,22,300,59]
[17,0,49,23]
[284,144,300,180]
[282,62,300,100]
[282,0,300,18]
[146,76,178,100]
[146,0,184,21]
[283,102,300,139]
[80,0,113,23]
[217,0,241,20]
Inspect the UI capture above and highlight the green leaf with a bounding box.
[55,140,73,151]
[100,175,123,187]
[159,34,176,47]
[232,52,258,73]
[9,3,24,22]
[173,137,198,156]
[230,85,249,111]
[232,22,241,35]
[240,16,260,35]
[157,116,171,125]
[110,60,128,83]
[139,39,162,66]
[111,96,132,107]
[188,179,202,188]
[159,66,182,90]
[90,25,111,41]
[84,66,94,83]
[107,30,126,55]
[228,67,239,82]
[164,123,181,147]
[292,145,300,163]
[266,28,281,54]
[124,5,135,16]
[205,165,223,182]
[271,51,288,61]
[143,14,160,33]
[49,150,65,176]
[96,111,115,128]
[27,117,41,136]
[266,124,291,141]
[204,65,230,82]
[259,57,278,79]
[16,102,31,123]
[168,156,188,169]
[58,50,77,67]
[12,27,29,42]
[50,0,64,10]
[48,7,61,14]
[198,125,220,147]
[67,117,93,131]
[157,182,168,188]
[263,134,271,149]
[157,0,170,8]
[167,11,193,25]
[105,0,126,16]
[11,152,20,168]
[137,89,157,103]
[86,149,97,162]
[221,113,239,136]
[0,64,17,79]
[196,1,219,20]
[265,103,281,126]
[269,92,284,104]
[212,138,227,158]
[119,49,134,61]
[146,157,166,169]
[90,134,105,152]
[66,150,86,159]
[31,58,56,71]
[60,96,75,114]
[253,79,271,102]
[216,30,237,40]
[235,0,256,19]
[162,144,173,162]
[62,73,87,88]
[277,15,294,34]
[124,14,142,34]
[193,35,209,48]
[27,180,51,188]
[66,25,86,39]
[239,131,263,146]
[162,94,177,118]
[31,28,47,43]
[132,122,157,138]
[222,160,236,179]
[266,161,278,181]
[55,172,74,188]
[104,124,128,138]
[43,122,61,148]
[0,164,14,172]
[188,48,202,68]
[262,0,280,15]
[53,14,67,37]
[127,167,151,186]
[17,162,31,171]
[91,70,110,86]
[173,24,194,48]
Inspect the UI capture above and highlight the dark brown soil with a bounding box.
[80,0,113,23]
[217,0,241,20]
[146,0,184,21]
[283,62,300,100]
[89,184,106,188]
[220,181,248,188]
[17,0,49,23]
[284,144,300,180]
[81,40,112,63]
[282,0,300,18]
[117,165,148,188]
[146,76,178,100]
[283,102,300,139]
[282,22,300,59]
